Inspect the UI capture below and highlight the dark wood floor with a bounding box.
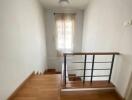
[11,74,123,100]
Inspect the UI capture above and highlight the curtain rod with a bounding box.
[54,13,76,15]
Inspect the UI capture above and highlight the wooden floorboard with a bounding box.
[61,91,122,100]
[11,74,122,100]
[65,81,115,89]
[11,74,61,100]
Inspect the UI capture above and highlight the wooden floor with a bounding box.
[61,91,122,100]
[11,74,122,100]
[11,74,61,100]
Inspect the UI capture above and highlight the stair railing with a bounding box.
[62,52,120,88]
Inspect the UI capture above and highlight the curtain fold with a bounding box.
[55,13,75,56]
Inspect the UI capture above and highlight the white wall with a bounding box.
[0,0,47,99]
[82,0,132,98]
[45,9,84,71]
[126,72,132,100]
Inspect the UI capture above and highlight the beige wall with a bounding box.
[126,72,132,100]
[45,9,84,71]
[0,0,47,99]
[82,0,132,98]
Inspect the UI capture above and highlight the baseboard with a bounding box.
[8,71,34,100]
[115,89,125,100]
[61,87,115,92]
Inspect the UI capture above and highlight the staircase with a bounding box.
[10,73,123,100]
[62,52,120,90]
[60,52,124,100]
[45,69,61,74]
[9,53,122,100]
[68,74,81,81]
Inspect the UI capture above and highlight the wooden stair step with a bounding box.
[68,74,81,81]
[44,69,61,74]
[68,74,76,77]
[69,77,81,81]
[75,76,81,81]
[65,81,115,89]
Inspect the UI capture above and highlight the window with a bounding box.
[55,13,75,55]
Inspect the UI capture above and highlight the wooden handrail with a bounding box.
[64,52,120,55]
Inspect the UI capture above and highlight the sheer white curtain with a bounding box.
[55,13,75,56]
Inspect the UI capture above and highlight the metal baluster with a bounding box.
[64,54,67,88]
[91,55,95,83]
[108,54,115,83]
[83,55,87,86]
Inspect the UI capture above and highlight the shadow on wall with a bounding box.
[115,54,132,97]
[125,71,132,100]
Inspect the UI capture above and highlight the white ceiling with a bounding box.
[39,0,89,10]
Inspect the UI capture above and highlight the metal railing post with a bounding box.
[91,54,95,83]
[64,54,67,88]
[108,54,115,83]
[83,55,87,86]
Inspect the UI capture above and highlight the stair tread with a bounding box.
[44,69,61,74]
